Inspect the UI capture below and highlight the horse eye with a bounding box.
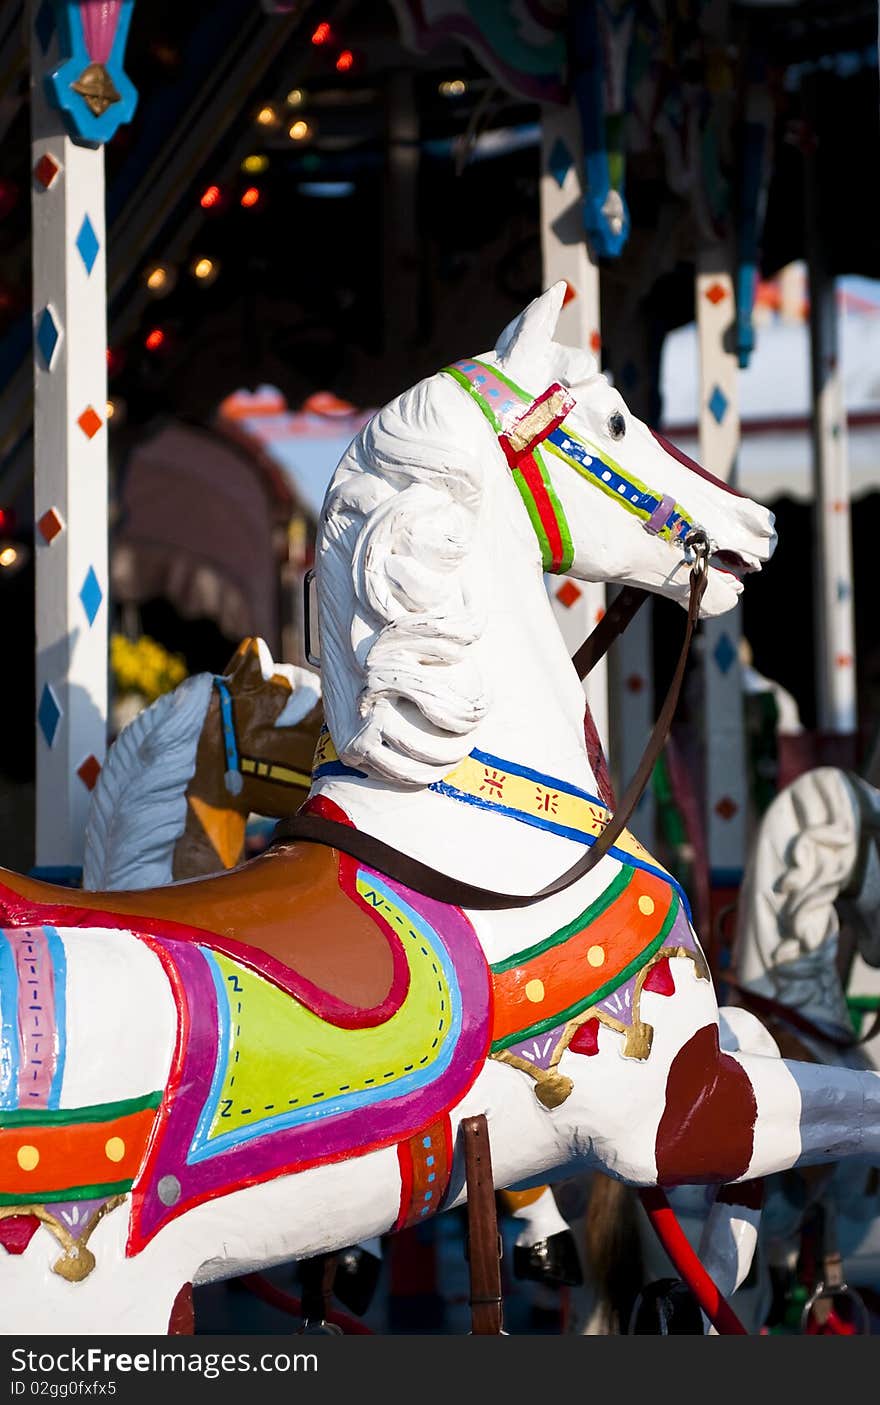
[607,411,626,441]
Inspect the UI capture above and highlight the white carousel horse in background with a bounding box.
[4,282,878,1337]
[733,765,880,1305]
[571,765,880,1334]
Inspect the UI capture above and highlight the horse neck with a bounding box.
[316,537,605,895]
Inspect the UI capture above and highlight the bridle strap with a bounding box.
[213,676,244,797]
[571,585,649,681]
[271,536,709,910]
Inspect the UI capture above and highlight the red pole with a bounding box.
[639,1187,749,1335]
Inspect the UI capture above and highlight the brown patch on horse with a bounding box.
[717,1177,764,1210]
[168,1283,194,1334]
[655,1024,757,1185]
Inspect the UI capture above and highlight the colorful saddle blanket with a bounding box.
[0,861,490,1250]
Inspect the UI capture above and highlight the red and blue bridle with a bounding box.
[442,357,700,574]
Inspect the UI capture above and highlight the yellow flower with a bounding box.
[111,634,188,703]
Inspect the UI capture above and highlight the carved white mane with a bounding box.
[82,674,214,892]
[317,287,601,788]
[735,766,880,1033]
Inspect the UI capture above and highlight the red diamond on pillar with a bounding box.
[836,654,853,668]
[37,507,64,544]
[34,153,60,189]
[705,282,728,305]
[77,754,101,790]
[589,330,601,354]
[77,406,102,439]
[555,579,582,609]
[562,281,577,307]
[715,796,738,820]
[625,674,645,693]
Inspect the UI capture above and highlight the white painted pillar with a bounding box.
[804,110,856,739]
[540,100,609,757]
[30,7,108,877]
[696,250,747,882]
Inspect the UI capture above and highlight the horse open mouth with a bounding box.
[709,549,759,582]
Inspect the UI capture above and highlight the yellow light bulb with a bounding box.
[288,119,311,141]
[287,88,304,106]
[0,546,18,568]
[256,104,278,127]
[145,265,167,291]
[193,258,214,280]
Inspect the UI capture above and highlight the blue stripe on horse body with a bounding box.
[0,933,19,1109]
[44,926,67,1109]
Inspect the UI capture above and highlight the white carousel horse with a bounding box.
[3,283,878,1337]
[84,639,572,1309]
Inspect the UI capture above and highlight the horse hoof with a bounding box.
[332,1245,382,1317]
[628,1277,704,1335]
[512,1231,584,1288]
[297,1321,344,1336]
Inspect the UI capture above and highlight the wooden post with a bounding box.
[804,82,856,752]
[461,1114,502,1335]
[696,250,747,884]
[30,3,109,878]
[541,100,609,756]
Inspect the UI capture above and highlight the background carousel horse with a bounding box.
[83,635,322,892]
[4,283,877,1339]
[731,764,880,1324]
[572,764,880,1333]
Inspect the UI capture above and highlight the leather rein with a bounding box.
[272,534,710,911]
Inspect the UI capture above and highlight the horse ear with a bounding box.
[495,282,566,372]
[223,636,268,686]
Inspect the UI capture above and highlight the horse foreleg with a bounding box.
[695,1180,765,1331]
[502,1184,583,1288]
[688,1006,779,1331]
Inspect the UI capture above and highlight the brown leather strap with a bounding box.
[724,975,880,1051]
[571,585,649,680]
[272,541,709,909]
[461,1115,503,1335]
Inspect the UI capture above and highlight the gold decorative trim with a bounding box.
[491,945,710,1105]
[0,1196,125,1282]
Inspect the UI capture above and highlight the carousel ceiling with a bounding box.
[0,0,877,511]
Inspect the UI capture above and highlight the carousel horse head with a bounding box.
[83,637,322,890]
[317,281,777,787]
[735,767,880,1037]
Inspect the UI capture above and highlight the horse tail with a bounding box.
[583,1172,645,1333]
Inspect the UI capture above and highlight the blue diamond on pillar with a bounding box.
[548,138,573,189]
[38,684,62,747]
[837,579,851,603]
[36,307,60,369]
[75,216,100,276]
[34,0,54,54]
[708,386,728,424]
[713,632,736,675]
[79,566,103,626]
